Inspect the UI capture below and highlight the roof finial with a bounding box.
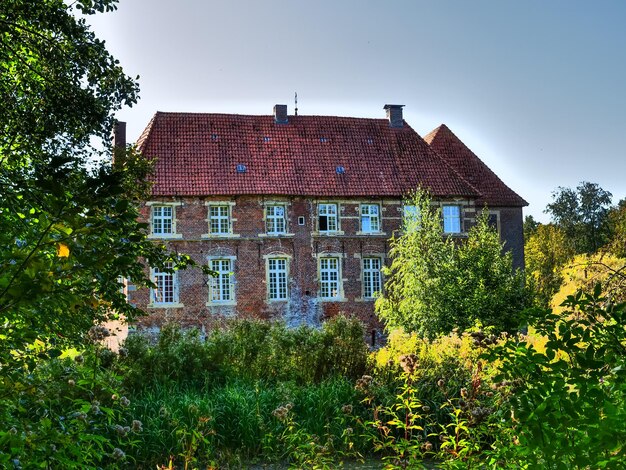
[294,92,298,116]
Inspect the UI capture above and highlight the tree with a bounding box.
[545,181,613,253]
[525,223,574,307]
[375,191,529,338]
[523,214,539,241]
[0,0,198,367]
[607,198,626,258]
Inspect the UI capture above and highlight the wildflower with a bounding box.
[460,388,468,398]
[422,441,433,452]
[341,404,353,415]
[399,353,418,375]
[111,394,118,401]
[114,424,128,436]
[272,405,290,421]
[120,396,130,407]
[131,420,143,432]
[344,427,353,436]
[285,403,293,411]
[9,427,17,435]
[67,379,75,387]
[88,325,110,342]
[111,448,126,460]
[437,378,445,388]
[355,375,373,391]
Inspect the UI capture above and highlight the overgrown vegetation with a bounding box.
[2,0,626,468]
[376,190,529,338]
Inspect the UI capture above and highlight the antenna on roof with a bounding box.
[294,92,298,116]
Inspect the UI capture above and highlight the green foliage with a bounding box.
[126,378,364,469]
[120,316,369,388]
[0,0,211,370]
[0,345,135,469]
[523,214,539,240]
[545,181,613,254]
[376,190,529,338]
[525,223,575,306]
[607,199,626,258]
[486,285,626,468]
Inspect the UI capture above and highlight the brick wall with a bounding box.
[130,195,502,341]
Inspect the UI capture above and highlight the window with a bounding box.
[151,263,177,304]
[443,205,462,234]
[268,258,289,300]
[266,205,286,235]
[152,205,173,235]
[318,203,338,232]
[209,205,230,234]
[403,205,420,220]
[362,257,382,298]
[488,212,500,234]
[361,204,381,233]
[319,257,341,299]
[209,259,234,303]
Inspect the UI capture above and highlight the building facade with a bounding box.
[128,104,527,341]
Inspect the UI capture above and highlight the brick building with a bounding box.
[128,104,527,340]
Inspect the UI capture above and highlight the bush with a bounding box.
[486,284,626,468]
[119,315,369,389]
[0,348,135,469]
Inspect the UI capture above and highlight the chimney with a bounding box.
[384,104,405,128]
[274,104,288,124]
[112,121,126,162]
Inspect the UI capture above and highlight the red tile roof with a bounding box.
[137,112,481,198]
[423,124,528,207]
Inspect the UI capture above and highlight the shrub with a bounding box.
[485,284,626,468]
[0,348,135,469]
[119,315,369,389]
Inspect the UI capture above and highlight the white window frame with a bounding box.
[147,202,183,239]
[362,257,382,299]
[360,204,381,233]
[319,257,341,299]
[318,203,338,233]
[266,205,287,235]
[208,258,235,304]
[150,262,179,305]
[443,205,462,234]
[209,205,231,235]
[267,257,289,301]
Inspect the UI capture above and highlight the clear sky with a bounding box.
[87,0,626,222]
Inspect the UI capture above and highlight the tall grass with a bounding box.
[126,378,366,468]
